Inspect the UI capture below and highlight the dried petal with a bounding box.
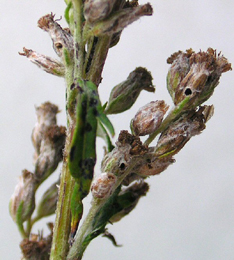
[131,100,169,136]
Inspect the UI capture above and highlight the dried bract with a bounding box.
[105,67,155,114]
[131,100,169,136]
[19,48,65,77]
[167,48,232,109]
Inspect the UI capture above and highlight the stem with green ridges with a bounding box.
[144,97,191,146]
[67,163,136,260]
[50,157,76,260]
[72,0,85,79]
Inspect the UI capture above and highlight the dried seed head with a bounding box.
[131,100,169,136]
[132,155,175,177]
[167,48,232,109]
[34,125,66,183]
[9,170,36,223]
[155,105,214,157]
[84,0,118,23]
[38,13,74,58]
[91,172,117,199]
[32,102,59,158]
[91,3,153,36]
[105,67,155,114]
[19,48,65,77]
[36,179,59,219]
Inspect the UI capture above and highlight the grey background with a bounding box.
[1,1,234,259]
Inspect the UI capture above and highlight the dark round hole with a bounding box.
[184,88,192,96]
[55,43,63,49]
[119,163,126,171]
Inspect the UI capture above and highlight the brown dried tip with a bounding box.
[38,13,56,31]
[118,130,148,155]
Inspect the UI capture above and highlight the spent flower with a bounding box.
[167,48,232,109]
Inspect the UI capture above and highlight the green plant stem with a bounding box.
[86,35,112,86]
[67,164,135,260]
[50,158,76,260]
[72,0,85,78]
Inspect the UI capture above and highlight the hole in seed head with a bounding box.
[119,163,126,171]
[55,43,63,49]
[184,88,192,96]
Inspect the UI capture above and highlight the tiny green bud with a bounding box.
[19,48,65,77]
[155,105,214,157]
[36,180,59,220]
[131,100,169,136]
[167,48,232,109]
[91,172,117,199]
[9,170,36,224]
[84,0,118,23]
[105,67,155,114]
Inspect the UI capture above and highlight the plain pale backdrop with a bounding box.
[1,1,234,259]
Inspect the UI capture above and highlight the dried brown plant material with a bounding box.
[38,13,74,58]
[167,48,232,108]
[155,105,214,157]
[91,3,153,36]
[34,125,66,183]
[19,48,65,77]
[32,102,59,159]
[20,224,53,260]
[91,172,117,199]
[84,0,118,23]
[131,100,169,136]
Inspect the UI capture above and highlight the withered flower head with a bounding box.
[9,170,36,223]
[167,48,232,108]
[84,0,118,23]
[131,100,169,136]
[155,105,214,157]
